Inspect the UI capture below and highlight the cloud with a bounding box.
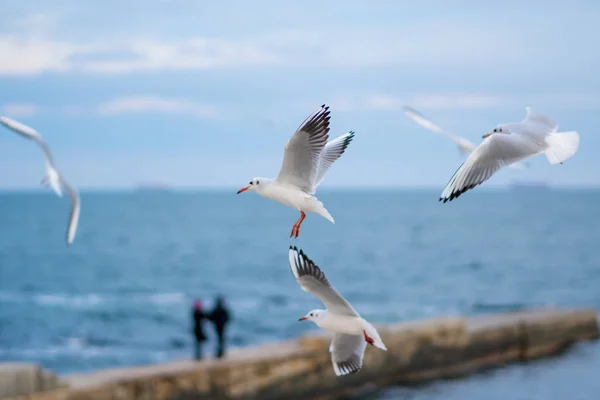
[0,37,85,75]
[80,38,282,74]
[0,7,598,84]
[408,94,509,110]
[0,11,584,76]
[0,103,39,117]
[97,96,218,117]
[332,92,509,112]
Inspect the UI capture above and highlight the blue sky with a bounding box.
[0,0,599,189]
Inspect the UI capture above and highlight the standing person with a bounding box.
[208,295,231,358]
[191,299,207,360]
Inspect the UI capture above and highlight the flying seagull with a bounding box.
[0,116,81,245]
[440,107,580,202]
[402,106,529,169]
[237,105,354,238]
[0,116,63,197]
[289,246,387,376]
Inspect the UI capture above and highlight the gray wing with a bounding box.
[523,107,558,133]
[313,131,355,188]
[330,333,366,376]
[440,133,542,202]
[0,116,55,165]
[33,136,57,167]
[288,246,359,317]
[276,105,330,194]
[60,177,80,246]
[0,116,42,140]
[402,106,476,152]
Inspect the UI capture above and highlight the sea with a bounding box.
[1,189,599,399]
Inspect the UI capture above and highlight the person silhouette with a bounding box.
[208,295,231,358]
[191,299,207,360]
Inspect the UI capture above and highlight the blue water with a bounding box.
[0,189,599,398]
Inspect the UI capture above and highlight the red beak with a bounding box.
[482,132,492,138]
[237,186,249,194]
[298,316,308,321]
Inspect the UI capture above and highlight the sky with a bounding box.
[0,0,599,190]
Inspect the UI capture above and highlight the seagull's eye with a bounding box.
[493,128,497,132]
[249,181,252,185]
[257,180,260,185]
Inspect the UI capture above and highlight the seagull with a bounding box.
[440,107,580,202]
[61,178,81,246]
[237,105,354,238]
[0,116,63,197]
[0,116,81,245]
[289,246,387,376]
[402,106,529,169]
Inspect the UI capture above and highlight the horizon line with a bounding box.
[0,184,599,193]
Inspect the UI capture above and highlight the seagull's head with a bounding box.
[298,309,324,322]
[237,177,266,194]
[482,124,508,139]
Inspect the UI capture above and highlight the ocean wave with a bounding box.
[35,294,105,307]
[0,291,188,309]
[144,292,186,305]
[0,335,177,360]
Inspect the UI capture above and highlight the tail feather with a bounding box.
[312,197,335,224]
[545,131,580,165]
[361,319,387,351]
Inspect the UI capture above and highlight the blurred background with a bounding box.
[1,1,599,399]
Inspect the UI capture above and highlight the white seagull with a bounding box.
[289,246,387,376]
[440,107,580,202]
[0,116,63,197]
[0,116,81,245]
[402,106,529,169]
[237,105,354,238]
[61,178,81,246]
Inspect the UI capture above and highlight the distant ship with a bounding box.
[135,182,171,192]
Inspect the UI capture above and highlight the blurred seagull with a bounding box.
[402,106,529,169]
[237,105,354,238]
[289,246,387,376]
[440,107,580,202]
[0,116,63,197]
[61,179,81,246]
[0,116,81,245]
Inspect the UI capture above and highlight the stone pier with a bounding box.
[1,308,598,400]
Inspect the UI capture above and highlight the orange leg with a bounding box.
[290,211,306,238]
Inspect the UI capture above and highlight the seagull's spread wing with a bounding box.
[34,137,57,167]
[288,246,359,316]
[440,133,542,202]
[330,333,366,376]
[0,116,42,140]
[276,105,330,194]
[402,106,476,152]
[0,116,57,166]
[61,178,80,246]
[523,107,558,133]
[313,131,355,188]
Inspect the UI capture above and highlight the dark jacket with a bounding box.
[192,309,207,341]
[208,300,230,334]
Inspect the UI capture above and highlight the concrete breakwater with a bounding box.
[2,308,598,400]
